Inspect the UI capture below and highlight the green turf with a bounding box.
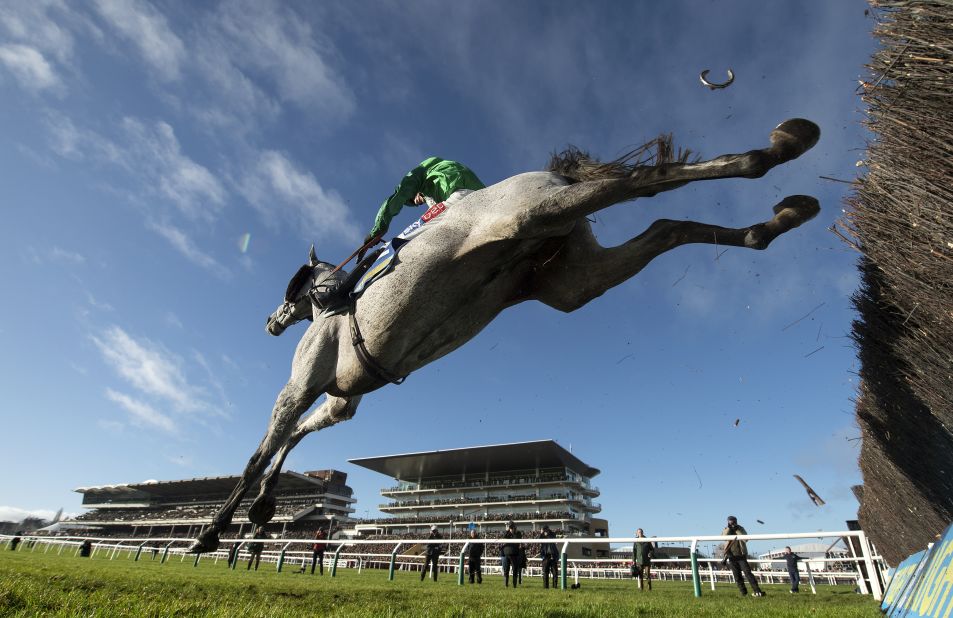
[0,549,882,617]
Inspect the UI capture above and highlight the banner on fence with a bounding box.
[881,521,953,617]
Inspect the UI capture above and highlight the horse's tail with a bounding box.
[545,134,692,184]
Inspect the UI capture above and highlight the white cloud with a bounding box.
[189,0,353,130]
[148,220,230,278]
[0,0,101,65]
[92,0,185,82]
[121,118,227,220]
[165,312,184,329]
[90,325,207,414]
[50,246,86,264]
[105,388,176,433]
[240,150,360,243]
[0,43,61,93]
[45,113,124,164]
[0,506,62,523]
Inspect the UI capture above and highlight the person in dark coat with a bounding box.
[540,525,559,589]
[79,539,92,557]
[421,525,443,581]
[310,528,327,575]
[722,516,764,597]
[467,529,483,584]
[781,546,804,593]
[226,543,239,568]
[9,532,22,551]
[632,528,655,591]
[500,521,522,588]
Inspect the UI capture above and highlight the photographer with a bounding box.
[500,521,522,588]
[539,525,559,589]
[421,525,443,581]
[632,528,654,591]
[467,529,483,584]
[721,516,765,597]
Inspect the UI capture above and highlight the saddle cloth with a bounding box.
[351,201,448,298]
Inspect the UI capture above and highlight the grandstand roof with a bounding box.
[75,471,334,501]
[349,440,600,480]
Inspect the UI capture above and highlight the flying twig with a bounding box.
[782,302,826,331]
[804,346,825,358]
[819,175,854,184]
[793,474,826,506]
[692,465,703,489]
[672,265,690,287]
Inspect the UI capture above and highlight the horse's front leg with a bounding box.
[247,395,362,525]
[190,381,320,553]
[534,195,819,312]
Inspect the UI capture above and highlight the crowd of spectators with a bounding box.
[362,511,577,526]
[384,492,582,509]
[384,472,595,494]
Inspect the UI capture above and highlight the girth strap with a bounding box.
[348,301,406,386]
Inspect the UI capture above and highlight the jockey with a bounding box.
[315,157,484,311]
[365,156,485,245]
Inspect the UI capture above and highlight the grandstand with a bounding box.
[73,469,355,538]
[349,440,610,558]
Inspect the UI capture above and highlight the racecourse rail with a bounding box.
[2,529,887,600]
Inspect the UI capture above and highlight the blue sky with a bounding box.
[1,0,875,544]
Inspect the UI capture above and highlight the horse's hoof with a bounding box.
[769,119,820,160]
[772,195,820,223]
[248,494,277,525]
[190,529,220,554]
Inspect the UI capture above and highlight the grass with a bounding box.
[0,549,882,617]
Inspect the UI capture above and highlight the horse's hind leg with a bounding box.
[534,195,819,312]
[526,119,819,235]
[247,396,362,525]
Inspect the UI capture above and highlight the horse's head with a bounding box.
[266,245,338,336]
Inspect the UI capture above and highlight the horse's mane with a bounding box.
[545,134,693,184]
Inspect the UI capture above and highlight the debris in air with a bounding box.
[794,474,826,506]
[734,418,740,427]
[756,519,765,525]
[699,69,735,90]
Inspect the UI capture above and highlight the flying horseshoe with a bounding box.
[699,69,735,90]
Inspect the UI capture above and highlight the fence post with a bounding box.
[231,542,245,570]
[160,541,173,564]
[805,560,817,594]
[690,539,702,597]
[331,544,343,577]
[193,552,201,568]
[457,542,469,586]
[560,542,569,590]
[134,542,146,562]
[277,542,292,573]
[389,543,401,581]
[856,531,883,601]
[708,561,716,591]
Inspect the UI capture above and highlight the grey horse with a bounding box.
[191,119,820,553]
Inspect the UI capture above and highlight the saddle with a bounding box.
[308,247,386,315]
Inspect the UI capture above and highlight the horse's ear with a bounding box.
[309,244,318,267]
